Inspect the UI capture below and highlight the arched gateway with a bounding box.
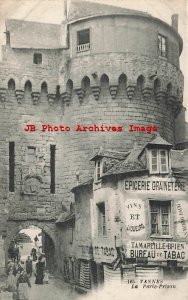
[5,220,57,270]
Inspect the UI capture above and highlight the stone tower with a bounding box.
[0,0,184,271]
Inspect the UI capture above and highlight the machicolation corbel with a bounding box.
[109,85,118,100]
[75,88,85,103]
[61,91,71,106]
[91,85,100,101]
[32,92,40,105]
[126,82,136,100]
[48,94,56,105]
[154,88,166,104]
[15,90,24,104]
[0,88,6,102]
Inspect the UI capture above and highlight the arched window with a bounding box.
[41,82,48,93]
[137,75,145,93]
[118,74,127,86]
[24,81,32,92]
[66,79,73,94]
[81,76,90,92]
[167,83,172,96]
[8,79,15,90]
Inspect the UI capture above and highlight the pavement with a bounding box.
[0,274,80,300]
[29,275,79,300]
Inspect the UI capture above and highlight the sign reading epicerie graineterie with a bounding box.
[127,241,187,261]
[124,180,185,192]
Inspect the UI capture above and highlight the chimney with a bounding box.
[171,14,178,32]
[64,0,67,20]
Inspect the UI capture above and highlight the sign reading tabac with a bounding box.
[127,240,187,261]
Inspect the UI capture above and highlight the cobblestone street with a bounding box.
[29,276,78,300]
[0,275,80,300]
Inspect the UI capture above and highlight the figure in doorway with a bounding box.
[30,248,37,261]
[35,256,44,285]
[25,256,33,278]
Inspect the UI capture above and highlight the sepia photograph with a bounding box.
[0,0,187,299]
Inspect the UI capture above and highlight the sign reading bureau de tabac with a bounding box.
[127,240,187,261]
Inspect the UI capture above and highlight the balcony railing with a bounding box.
[77,43,90,53]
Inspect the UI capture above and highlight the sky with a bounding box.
[0,0,187,120]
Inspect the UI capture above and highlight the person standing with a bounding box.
[35,256,44,285]
[30,248,37,261]
[6,266,17,292]
[25,256,33,278]
[17,269,31,300]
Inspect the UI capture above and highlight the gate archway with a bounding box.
[5,220,57,271]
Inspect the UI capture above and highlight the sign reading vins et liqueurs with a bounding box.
[127,240,187,261]
[125,199,145,235]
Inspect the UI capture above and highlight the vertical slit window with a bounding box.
[9,142,15,192]
[97,202,107,237]
[158,34,167,58]
[50,145,56,194]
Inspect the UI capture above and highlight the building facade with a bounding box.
[0,0,187,283]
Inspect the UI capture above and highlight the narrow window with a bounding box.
[96,161,101,181]
[150,201,171,236]
[149,149,169,174]
[158,34,167,58]
[77,29,90,52]
[9,142,15,192]
[27,146,36,164]
[97,202,107,237]
[6,31,10,45]
[150,149,159,174]
[68,226,74,244]
[50,145,56,194]
[33,53,42,65]
[159,149,169,173]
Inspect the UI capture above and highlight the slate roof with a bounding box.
[101,136,187,178]
[6,19,63,49]
[90,148,130,161]
[102,146,146,177]
[71,178,93,192]
[56,211,75,224]
[146,135,172,147]
[68,0,149,23]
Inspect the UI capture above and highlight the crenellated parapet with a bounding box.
[0,71,58,106]
[0,53,183,118]
[58,53,183,118]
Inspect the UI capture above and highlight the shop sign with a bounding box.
[127,240,187,261]
[125,199,145,236]
[124,180,185,192]
[93,242,117,262]
[77,245,93,259]
[176,201,188,238]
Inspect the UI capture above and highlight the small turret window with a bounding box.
[33,53,42,64]
[77,29,90,52]
[158,34,167,58]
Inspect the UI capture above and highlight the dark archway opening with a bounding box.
[8,226,55,273]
